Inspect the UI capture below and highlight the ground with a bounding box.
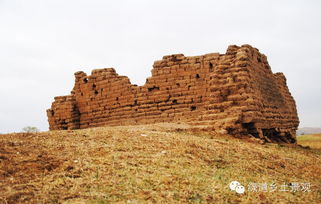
[297,133,321,149]
[0,123,320,203]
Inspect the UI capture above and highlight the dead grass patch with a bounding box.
[1,124,320,203]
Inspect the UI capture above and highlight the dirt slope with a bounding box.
[0,123,320,203]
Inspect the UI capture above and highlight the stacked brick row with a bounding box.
[47,45,299,143]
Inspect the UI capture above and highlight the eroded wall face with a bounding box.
[46,96,79,130]
[47,45,299,143]
[236,46,299,142]
[198,45,257,135]
[70,54,221,128]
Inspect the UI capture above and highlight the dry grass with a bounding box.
[0,123,320,203]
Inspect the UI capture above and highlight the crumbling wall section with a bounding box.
[228,45,299,142]
[47,45,299,143]
[46,95,79,130]
[69,53,218,128]
[196,45,255,136]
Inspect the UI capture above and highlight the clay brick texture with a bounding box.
[47,45,299,143]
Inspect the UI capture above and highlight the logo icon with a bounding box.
[229,181,245,194]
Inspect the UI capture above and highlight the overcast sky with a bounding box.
[0,0,320,133]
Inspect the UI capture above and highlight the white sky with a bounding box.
[0,0,320,133]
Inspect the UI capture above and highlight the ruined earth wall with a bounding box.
[74,52,220,128]
[48,53,221,129]
[47,45,299,143]
[223,45,299,142]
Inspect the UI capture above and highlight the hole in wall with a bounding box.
[176,83,180,87]
[209,62,213,71]
[190,106,197,111]
[195,74,200,79]
[83,78,88,83]
[242,122,260,138]
[148,86,160,92]
[257,57,262,63]
[92,84,96,89]
[262,129,294,143]
[226,127,235,135]
[94,90,99,95]
[60,120,68,130]
[172,99,177,104]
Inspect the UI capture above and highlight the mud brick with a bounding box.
[47,45,299,143]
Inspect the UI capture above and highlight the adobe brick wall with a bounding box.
[47,45,299,143]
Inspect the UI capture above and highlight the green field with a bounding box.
[297,133,321,149]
